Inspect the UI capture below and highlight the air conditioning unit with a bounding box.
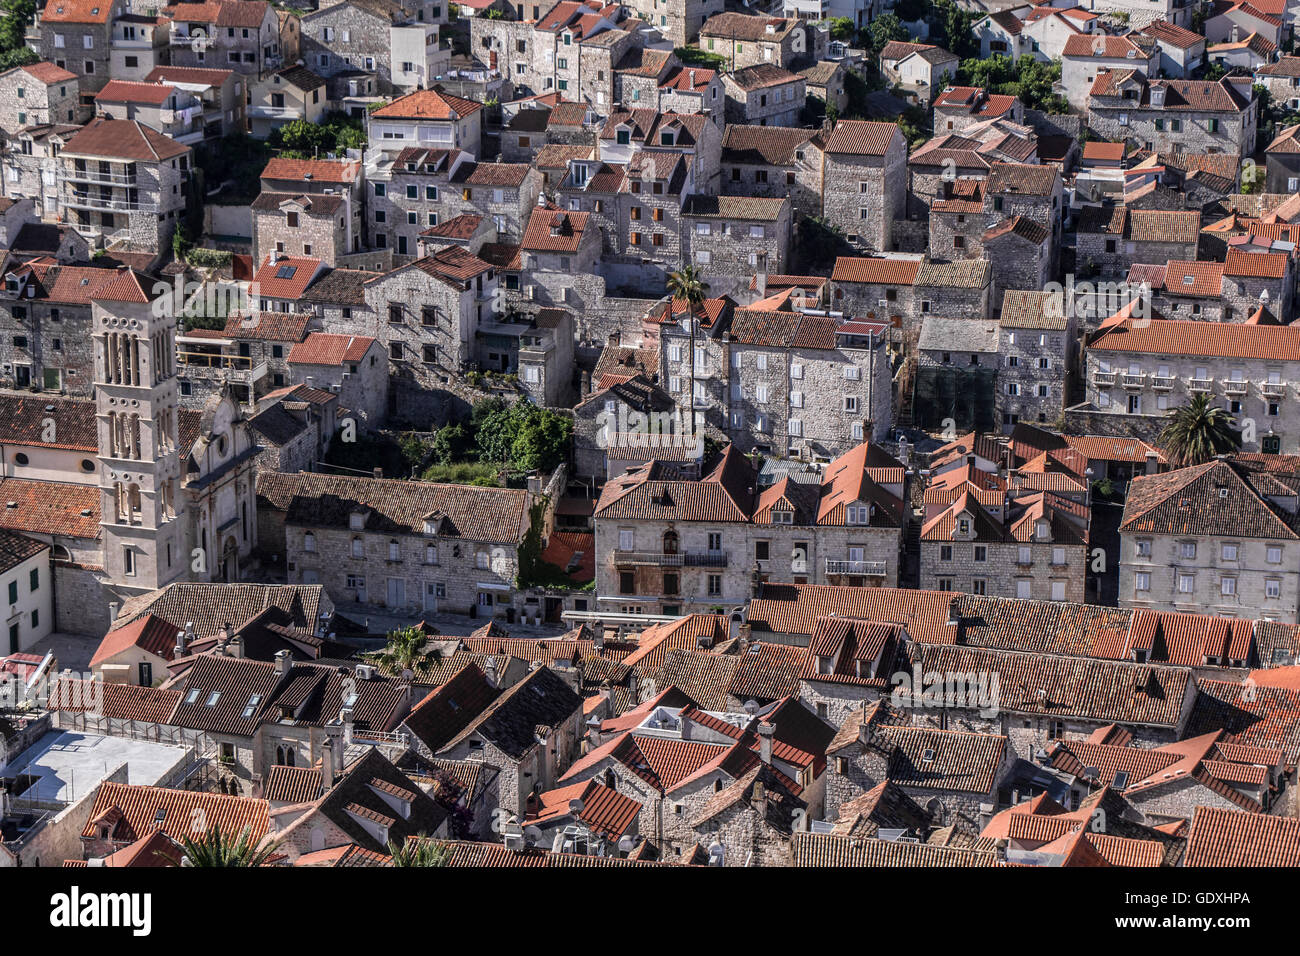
[354,664,375,680]
[526,285,536,300]
[877,299,888,308]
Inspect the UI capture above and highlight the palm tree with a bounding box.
[372,624,437,678]
[388,837,451,867]
[666,266,710,438]
[181,826,279,867]
[1159,393,1241,466]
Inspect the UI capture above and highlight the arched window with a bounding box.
[662,530,679,554]
[276,745,285,764]
[286,748,295,767]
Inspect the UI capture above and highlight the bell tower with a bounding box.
[92,269,187,595]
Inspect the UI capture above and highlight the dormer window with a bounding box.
[817,655,834,675]
[957,518,971,535]
[349,513,365,531]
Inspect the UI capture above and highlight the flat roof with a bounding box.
[1,730,189,805]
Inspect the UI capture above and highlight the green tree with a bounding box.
[431,422,471,464]
[511,405,572,474]
[0,0,34,54]
[389,837,452,866]
[373,624,438,677]
[868,14,909,58]
[399,433,429,474]
[181,826,278,867]
[1159,393,1242,467]
[828,16,855,41]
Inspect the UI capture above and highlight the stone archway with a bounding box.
[220,536,239,582]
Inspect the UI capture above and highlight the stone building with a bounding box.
[300,0,446,95]
[1082,316,1300,454]
[247,64,327,139]
[1075,206,1202,278]
[1220,248,1294,323]
[165,0,284,79]
[366,88,484,157]
[983,161,1063,264]
[721,65,805,127]
[878,40,958,106]
[932,87,1023,135]
[1120,458,1300,624]
[0,62,80,134]
[144,65,248,141]
[595,108,723,199]
[719,124,824,219]
[996,290,1077,432]
[1087,72,1258,161]
[1128,260,1227,323]
[286,332,389,429]
[919,477,1090,603]
[257,470,535,618]
[680,194,791,293]
[56,117,191,253]
[593,442,906,614]
[913,316,999,434]
[698,13,821,72]
[821,120,907,254]
[1059,34,1159,111]
[37,0,117,94]
[620,0,723,46]
[982,217,1050,308]
[572,373,676,479]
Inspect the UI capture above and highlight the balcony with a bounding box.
[1092,371,1116,386]
[1121,373,1145,389]
[178,352,268,385]
[826,559,887,576]
[249,104,306,120]
[1222,379,1248,395]
[613,550,728,568]
[64,165,136,187]
[1188,377,1214,393]
[1261,381,1287,398]
[171,32,213,48]
[1150,375,1175,390]
[63,191,157,213]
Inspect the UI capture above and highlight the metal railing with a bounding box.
[1150,375,1175,390]
[1222,379,1248,395]
[1261,382,1287,397]
[65,166,136,186]
[826,558,887,575]
[1121,373,1145,388]
[612,550,729,567]
[1092,371,1116,386]
[1188,377,1214,392]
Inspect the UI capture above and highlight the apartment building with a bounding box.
[0,62,80,135]
[996,290,1077,432]
[247,64,326,139]
[1087,72,1258,160]
[145,66,247,140]
[719,124,824,219]
[92,80,207,145]
[56,117,191,250]
[366,88,485,156]
[1121,458,1300,624]
[593,442,907,614]
[821,120,907,255]
[1084,317,1300,454]
[258,470,534,617]
[300,0,447,94]
[38,0,120,94]
[165,0,284,79]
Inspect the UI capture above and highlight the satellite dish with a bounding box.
[617,836,636,853]
[568,798,585,815]
[743,700,759,715]
[523,825,543,846]
[401,668,414,680]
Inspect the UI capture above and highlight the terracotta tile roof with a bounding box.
[1090,315,1300,360]
[90,613,179,669]
[593,448,754,523]
[20,61,78,83]
[1063,34,1149,58]
[726,63,801,92]
[0,477,99,537]
[371,88,483,120]
[221,311,314,341]
[250,191,346,215]
[402,663,500,753]
[286,331,376,366]
[721,124,817,166]
[42,0,114,23]
[700,12,799,41]
[792,831,998,866]
[527,779,641,839]
[1224,247,1289,278]
[1083,141,1126,162]
[1155,259,1224,296]
[824,119,902,156]
[438,665,582,760]
[0,394,97,450]
[114,583,328,641]
[456,161,533,187]
[302,749,448,852]
[660,65,715,92]
[94,80,177,105]
[263,764,323,804]
[831,256,920,285]
[252,255,325,299]
[419,213,484,241]
[1185,806,1300,866]
[1140,19,1205,50]
[49,679,182,723]
[999,290,1068,329]
[83,782,269,845]
[144,65,236,87]
[258,470,530,544]
[1188,678,1300,760]
[913,644,1192,726]
[406,245,495,285]
[1125,209,1201,243]
[749,584,959,642]
[681,194,787,221]
[983,215,1048,244]
[61,117,190,162]
[521,203,590,253]
[986,162,1058,196]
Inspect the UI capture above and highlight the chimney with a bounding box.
[174,629,188,658]
[108,601,120,623]
[689,69,696,87]
[274,648,291,677]
[586,714,603,750]
[680,709,693,740]
[228,635,244,659]
[758,721,774,765]
[1145,451,1158,475]
[373,467,383,480]
[857,714,873,746]
[484,656,499,688]
[751,780,767,817]
[756,269,767,299]
[320,736,336,791]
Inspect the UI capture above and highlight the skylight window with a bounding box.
[205,691,221,707]
[241,693,262,719]
[184,688,202,705]
[275,265,297,279]
[342,692,359,708]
